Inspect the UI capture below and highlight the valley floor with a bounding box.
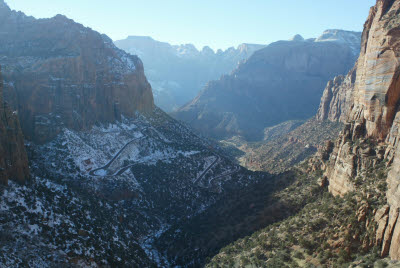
[219,119,343,173]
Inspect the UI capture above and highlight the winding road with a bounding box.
[89,126,239,183]
[194,156,220,185]
[89,128,148,176]
[207,166,241,187]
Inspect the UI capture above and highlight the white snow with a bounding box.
[94,169,107,176]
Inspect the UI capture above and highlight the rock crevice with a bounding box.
[0,66,29,184]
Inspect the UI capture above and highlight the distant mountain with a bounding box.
[315,29,362,54]
[173,30,362,141]
[115,36,265,111]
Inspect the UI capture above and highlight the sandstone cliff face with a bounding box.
[316,67,356,122]
[320,0,400,259]
[348,0,400,140]
[0,67,29,185]
[0,1,154,143]
[317,0,400,131]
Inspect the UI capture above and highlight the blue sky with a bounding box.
[6,0,375,50]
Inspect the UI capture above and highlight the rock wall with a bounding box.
[348,0,400,140]
[0,66,29,185]
[322,0,400,195]
[316,67,356,122]
[0,1,154,143]
[319,0,400,259]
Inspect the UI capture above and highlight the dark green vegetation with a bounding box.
[155,165,321,267]
[206,153,389,267]
[0,108,273,266]
[0,178,156,267]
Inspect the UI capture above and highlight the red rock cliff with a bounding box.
[319,0,400,259]
[316,68,356,122]
[0,1,154,143]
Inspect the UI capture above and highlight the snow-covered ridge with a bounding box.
[117,35,265,57]
[315,29,362,55]
[42,118,201,180]
[288,30,362,56]
[315,29,361,44]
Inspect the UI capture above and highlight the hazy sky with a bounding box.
[6,0,376,50]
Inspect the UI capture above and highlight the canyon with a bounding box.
[207,0,400,266]
[0,1,269,266]
[3,0,400,267]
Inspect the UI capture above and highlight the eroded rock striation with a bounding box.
[0,1,154,143]
[318,0,400,259]
[316,67,356,122]
[0,66,29,185]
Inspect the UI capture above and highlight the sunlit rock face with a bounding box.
[0,1,154,143]
[317,0,400,259]
[348,0,400,140]
[316,67,357,122]
[0,66,29,185]
[317,1,400,131]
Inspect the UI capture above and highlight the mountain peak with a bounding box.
[127,35,154,41]
[315,29,362,55]
[201,46,215,55]
[237,43,265,53]
[0,0,10,11]
[315,29,361,43]
[176,44,199,56]
[51,14,75,24]
[290,34,305,42]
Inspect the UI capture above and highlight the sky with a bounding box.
[6,0,376,51]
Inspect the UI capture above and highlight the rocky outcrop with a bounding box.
[316,67,356,122]
[375,205,390,247]
[319,0,400,260]
[323,122,386,196]
[173,30,361,141]
[0,1,154,143]
[0,66,29,185]
[348,2,400,140]
[322,0,400,193]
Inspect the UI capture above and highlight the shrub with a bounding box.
[375,260,388,268]
[293,251,304,260]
